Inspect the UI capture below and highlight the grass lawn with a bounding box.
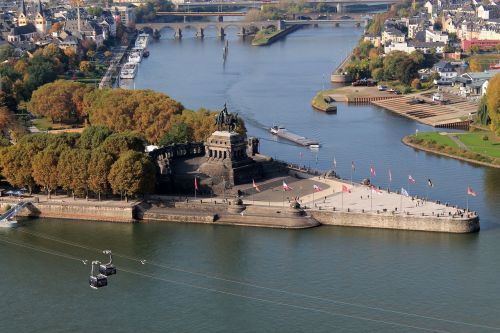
[311,89,338,110]
[252,28,280,46]
[416,132,459,148]
[32,118,73,131]
[456,132,500,158]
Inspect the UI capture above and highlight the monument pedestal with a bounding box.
[199,131,261,187]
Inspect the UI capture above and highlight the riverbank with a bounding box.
[402,133,500,169]
[1,168,480,233]
[251,25,302,46]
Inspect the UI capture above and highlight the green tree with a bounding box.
[87,6,103,16]
[372,67,384,81]
[158,122,193,146]
[25,56,58,91]
[0,45,14,62]
[108,151,156,201]
[477,97,490,126]
[101,132,146,158]
[32,149,60,198]
[79,125,113,149]
[57,149,90,198]
[88,149,114,200]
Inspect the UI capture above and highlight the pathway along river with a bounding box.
[2,26,500,332]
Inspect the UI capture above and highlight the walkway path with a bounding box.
[448,134,467,150]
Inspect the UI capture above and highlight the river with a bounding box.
[1,25,500,332]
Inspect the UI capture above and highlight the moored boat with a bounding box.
[120,62,138,79]
[128,47,143,63]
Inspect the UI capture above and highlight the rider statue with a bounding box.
[215,103,238,132]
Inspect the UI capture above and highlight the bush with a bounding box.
[411,78,421,90]
[482,135,489,141]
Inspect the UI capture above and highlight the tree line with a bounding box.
[0,127,155,200]
[28,80,246,144]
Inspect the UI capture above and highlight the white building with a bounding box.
[425,29,449,43]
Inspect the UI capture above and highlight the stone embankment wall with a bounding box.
[309,209,480,233]
[0,201,135,223]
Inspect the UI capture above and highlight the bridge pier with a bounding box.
[217,15,223,22]
[175,27,182,39]
[218,27,226,38]
[239,27,246,36]
[196,27,204,38]
[335,22,340,27]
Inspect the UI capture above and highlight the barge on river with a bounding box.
[270,126,320,148]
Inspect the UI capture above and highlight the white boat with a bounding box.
[0,218,18,228]
[135,33,150,49]
[0,201,28,228]
[128,47,143,63]
[120,62,138,79]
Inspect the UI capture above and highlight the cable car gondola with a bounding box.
[99,250,117,276]
[89,261,108,289]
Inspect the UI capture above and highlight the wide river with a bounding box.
[2,26,500,332]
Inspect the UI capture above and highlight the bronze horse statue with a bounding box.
[215,103,238,132]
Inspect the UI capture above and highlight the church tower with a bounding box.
[34,0,47,34]
[18,0,28,26]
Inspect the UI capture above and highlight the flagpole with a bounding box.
[341,189,344,210]
[370,187,373,211]
[282,187,285,208]
[400,190,403,213]
[466,185,469,211]
[312,190,315,208]
[388,169,391,192]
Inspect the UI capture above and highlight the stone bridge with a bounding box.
[136,17,367,39]
[136,20,282,38]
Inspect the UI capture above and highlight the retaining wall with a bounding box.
[309,209,480,233]
[0,201,135,223]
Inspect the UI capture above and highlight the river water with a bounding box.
[2,26,500,332]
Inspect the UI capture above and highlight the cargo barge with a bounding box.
[270,126,320,148]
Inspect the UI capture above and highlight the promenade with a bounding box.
[238,175,475,219]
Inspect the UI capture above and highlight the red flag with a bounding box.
[370,165,376,177]
[194,176,198,191]
[253,179,260,192]
[467,186,477,197]
[313,184,322,192]
[371,185,382,194]
[408,175,416,184]
[282,181,292,191]
[342,185,350,193]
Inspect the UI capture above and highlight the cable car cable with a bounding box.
[118,267,451,333]
[12,228,500,332]
[0,233,455,332]
[0,236,87,264]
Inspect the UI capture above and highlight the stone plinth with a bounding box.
[199,131,261,186]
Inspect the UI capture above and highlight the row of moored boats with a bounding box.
[120,33,151,80]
